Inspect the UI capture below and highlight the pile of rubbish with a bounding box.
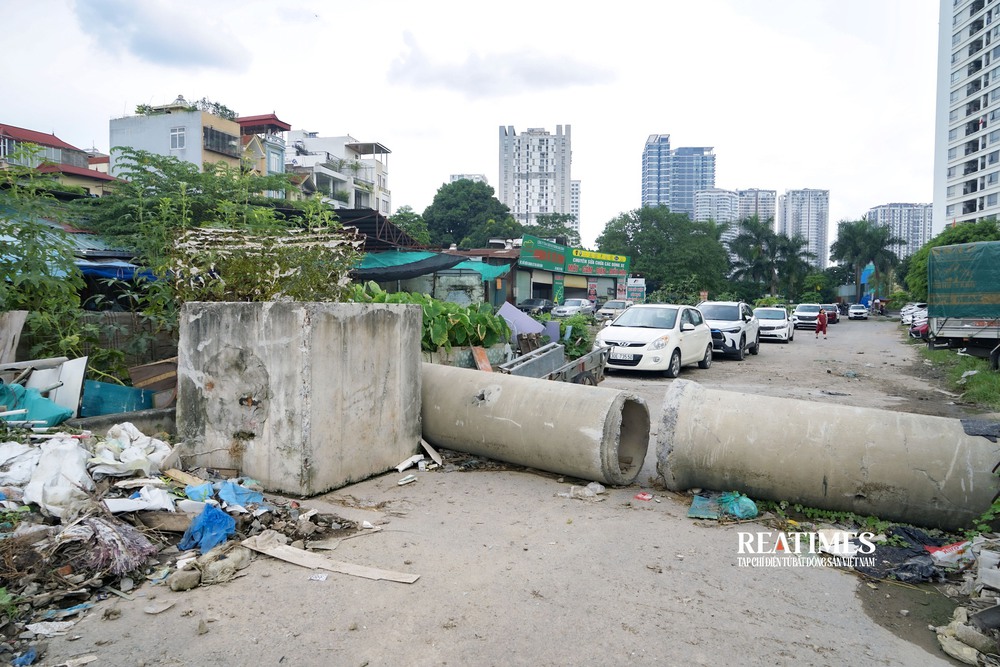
[0,422,362,665]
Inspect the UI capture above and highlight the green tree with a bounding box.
[531,213,581,247]
[595,206,728,295]
[422,180,510,247]
[460,215,523,248]
[390,205,431,245]
[829,218,905,303]
[728,216,815,298]
[905,219,1000,300]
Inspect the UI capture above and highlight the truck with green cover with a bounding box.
[927,240,1000,369]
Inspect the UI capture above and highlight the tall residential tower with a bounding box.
[777,189,830,269]
[866,203,933,259]
[641,134,716,218]
[498,125,576,232]
[934,0,1000,232]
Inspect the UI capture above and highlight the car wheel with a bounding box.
[698,344,712,369]
[750,333,760,355]
[786,328,793,343]
[664,350,682,378]
[734,337,746,361]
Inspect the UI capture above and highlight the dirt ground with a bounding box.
[40,317,993,667]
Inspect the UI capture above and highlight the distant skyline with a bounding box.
[3,1,937,250]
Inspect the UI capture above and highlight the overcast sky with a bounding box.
[5,0,938,248]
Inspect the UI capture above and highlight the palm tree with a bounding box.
[830,220,870,303]
[775,235,815,299]
[831,219,906,302]
[729,216,776,291]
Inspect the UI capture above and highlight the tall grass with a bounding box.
[912,336,1000,410]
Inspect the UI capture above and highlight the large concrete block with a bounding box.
[176,302,422,496]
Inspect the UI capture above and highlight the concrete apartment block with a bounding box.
[176,302,422,496]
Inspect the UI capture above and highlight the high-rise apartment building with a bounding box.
[934,0,1000,231]
[498,125,576,232]
[866,203,933,259]
[737,189,778,228]
[450,174,488,184]
[694,188,740,242]
[777,189,830,269]
[641,134,716,218]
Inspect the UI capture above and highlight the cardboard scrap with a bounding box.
[420,438,443,466]
[242,530,419,584]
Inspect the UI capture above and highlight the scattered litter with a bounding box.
[634,492,653,501]
[178,505,236,553]
[843,370,858,379]
[420,438,443,466]
[820,390,851,397]
[218,480,264,507]
[25,621,77,637]
[243,529,419,583]
[41,602,93,620]
[309,573,328,582]
[558,482,606,500]
[926,540,975,571]
[687,491,758,520]
[395,454,423,473]
[143,601,176,615]
[397,474,417,486]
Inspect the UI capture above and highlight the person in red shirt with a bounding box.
[816,309,828,340]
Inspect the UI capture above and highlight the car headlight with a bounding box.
[649,335,670,350]
[721,327,740,333]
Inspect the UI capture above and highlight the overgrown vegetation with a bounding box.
[914,340,1000,410]
[348,282,510,352]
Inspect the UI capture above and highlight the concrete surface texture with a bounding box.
[40,318,972,666]
[422,362,650,485]
[657,379,1000,530]
[176,302,423,495]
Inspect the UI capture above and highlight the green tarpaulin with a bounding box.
[927,241,1000,319]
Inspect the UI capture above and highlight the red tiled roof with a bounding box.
[37,163,117,181]
[88,155,110,165]
[237,114,292,132]
[0,123,81,151]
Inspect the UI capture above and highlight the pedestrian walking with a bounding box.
[816,309,828,339]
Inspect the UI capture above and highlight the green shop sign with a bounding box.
[519,234,629,276]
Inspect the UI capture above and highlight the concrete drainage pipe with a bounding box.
[421,363,650,486]
[656,379,1000,531]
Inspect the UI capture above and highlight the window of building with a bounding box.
[988,193,999,207]
[268,151,281,173]
[170,127,185,150]
[988,171,1000,185]
[0,137,10,158]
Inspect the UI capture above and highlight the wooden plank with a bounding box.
[137,511,193,533]
[471,346,492,372]
[242,534,419,584]
[129,357,178,391]
[163,468,208,487]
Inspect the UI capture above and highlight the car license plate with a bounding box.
[610,349,634,361]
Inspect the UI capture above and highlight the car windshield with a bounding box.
[754,309,786,320]
[603,300,626,308]
[522,299,544,305]
[823,305,837,310]
[564,299,587,307]
[611,306,678,329]
[795,305,821,313]
[699,304,739,320]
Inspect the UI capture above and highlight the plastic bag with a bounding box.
[185,483,214,502]
[218,480,263,507]
[718,491,758,519]
[178,504,235,553]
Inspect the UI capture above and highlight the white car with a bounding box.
[848,304,869,320]
[753,307,794,343]
[594,304,713,378]
[551,298,595,317]
[900,302,928,325]
[793,303,823,329]
[698,301,760,360]
[596,299,634,320]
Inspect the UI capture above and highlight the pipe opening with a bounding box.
[616,398,650,482]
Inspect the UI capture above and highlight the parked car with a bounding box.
[821,304,840,324]
[595,299,634,321]
[516,298,555,315]
[909,319,930,340]
[697,301,760,360]
[551,298,595,317]
[753,307,794,343]
[901,303,928,326]
[848,304,869,320]
[792,303,823,329]
[594,304,713,378]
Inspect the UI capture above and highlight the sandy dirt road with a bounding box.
[42,318,982,667]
